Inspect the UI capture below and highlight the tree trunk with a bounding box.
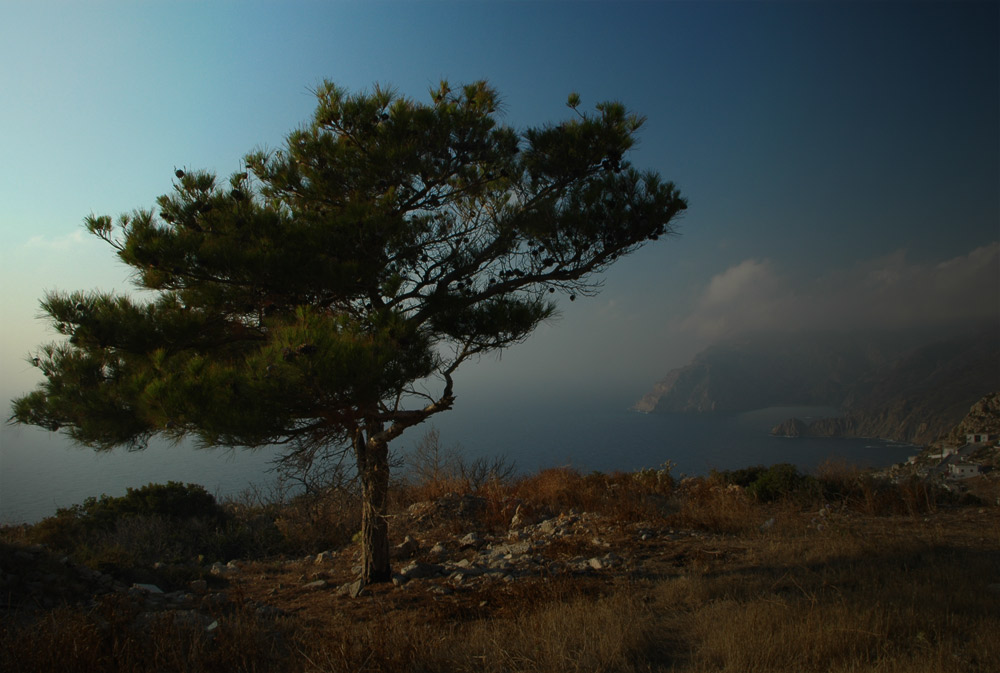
[356,428,392,584]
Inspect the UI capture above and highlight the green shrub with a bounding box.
[746,464,808,502]
[711,465,767,489]
[712,464,820,503]
[26,483,233,572]
[27,508,88,552]
[78,482,226,527]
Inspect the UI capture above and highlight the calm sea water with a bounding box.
[0,390,918,524]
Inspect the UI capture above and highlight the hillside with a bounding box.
[770,335,999,445]
[637,328,999,445]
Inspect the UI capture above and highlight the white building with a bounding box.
[927,447,959,460]
[966,432,999,445]
[948,463,981,479]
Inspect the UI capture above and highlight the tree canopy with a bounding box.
[11,80,687,582]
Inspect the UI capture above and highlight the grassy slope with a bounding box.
[2,464,999,672]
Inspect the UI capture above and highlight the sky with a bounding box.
[1,0,998,414]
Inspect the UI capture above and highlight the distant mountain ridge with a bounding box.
[636,327,999,445]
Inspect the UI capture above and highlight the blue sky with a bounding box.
[2,0,997,410]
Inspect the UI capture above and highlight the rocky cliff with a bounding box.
[934,392,1000,448]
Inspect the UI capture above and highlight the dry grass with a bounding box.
[667,479,758,534]
[3,462,998,673]
[461,591,661,673]
[662,517,1000,673]
[6,600,301,673]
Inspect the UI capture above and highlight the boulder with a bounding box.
[337,578,364,598]
[538,518,559,535]
[509,503,540,528]
[459,532,483,548]
[394,536,420,558]
[399,561,444,579]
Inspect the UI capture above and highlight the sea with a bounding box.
[0,389,919,524]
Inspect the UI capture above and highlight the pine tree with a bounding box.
[10,81,687,583]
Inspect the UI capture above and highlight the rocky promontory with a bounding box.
[770,415,859,439]
[769,418,809,437]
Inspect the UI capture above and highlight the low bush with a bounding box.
[711,463,821,504]
[711,465,767,488]
[23,482,282,579]
[746,463,820,503]
[28,483,224,557]
[94,481,226,522]
[21,477,375,579]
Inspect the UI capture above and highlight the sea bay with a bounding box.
[0,389,918,524]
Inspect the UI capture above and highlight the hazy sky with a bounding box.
[2,0,997,410]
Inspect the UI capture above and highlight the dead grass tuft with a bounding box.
[666,478,758,534]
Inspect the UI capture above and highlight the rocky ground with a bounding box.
[4,488,999,642]
[1,492,683,628]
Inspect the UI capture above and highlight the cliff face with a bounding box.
[935,392,1000,447]
[638,330,926,414]
[641,328,999,445]
[829,332,997,444]
[634,369,686,413]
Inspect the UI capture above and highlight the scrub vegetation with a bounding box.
[2,457,997,672]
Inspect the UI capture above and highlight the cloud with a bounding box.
[679,259,788,340]
[23,230,89,250]
[679,243,1000,342]
[701,259,779,307]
